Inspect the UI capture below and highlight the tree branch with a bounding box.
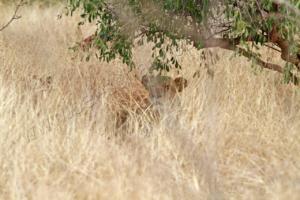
[236,47,283,73]
[0,0,26,32]
[197,38,285,73]
[134,0,300,73]
[87,0,300,78]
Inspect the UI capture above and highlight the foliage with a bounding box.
[67,0,300,83]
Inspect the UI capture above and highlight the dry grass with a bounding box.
[0,5,300,200]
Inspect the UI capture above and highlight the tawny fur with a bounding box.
[109,74,188,127]
[141,74,188,99]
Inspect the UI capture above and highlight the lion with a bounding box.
[141,74,188,100]
[108,82,152,128]
[109,74,188,128]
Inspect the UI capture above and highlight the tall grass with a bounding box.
[0,5,300,200]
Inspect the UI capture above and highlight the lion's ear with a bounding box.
[174,77,188,92]
[141,75,149,87]
[46,76,53,85]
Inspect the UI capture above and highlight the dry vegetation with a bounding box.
[0,4,300,200]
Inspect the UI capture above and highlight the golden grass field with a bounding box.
[0,4,300,200]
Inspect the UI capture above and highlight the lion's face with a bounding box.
[141,75,188,99]
[109,74,187,128]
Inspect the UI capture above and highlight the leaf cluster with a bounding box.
[67,0,300,82]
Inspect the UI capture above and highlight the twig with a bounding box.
[264,43,282,53]
[0,0,26,32]
[205,27,231,40]
[255,0,266,22]
[273,0,300,16]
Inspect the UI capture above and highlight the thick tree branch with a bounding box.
[236,47,283,73]
[0,0,26,32]
[197,37,285,73]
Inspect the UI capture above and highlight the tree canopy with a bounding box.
[67,0,300,83]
